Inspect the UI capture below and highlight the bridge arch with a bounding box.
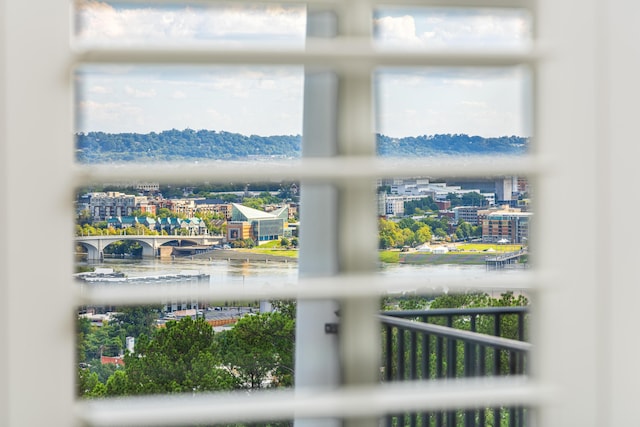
[76,241,101,260]
[157,238,202,247]
[102,239,156,258]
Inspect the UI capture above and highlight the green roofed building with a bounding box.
[227,203,288,244]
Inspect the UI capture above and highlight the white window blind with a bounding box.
[2,0,637,426]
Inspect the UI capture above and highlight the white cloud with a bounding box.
[442,78,484,88]
[206,108,233,125]
[374,9,530,48]
[374,16,422,46]
[124,86,157,99]
[171,90,187,99]
[78,100,143,127]
[460,101,489,108]
[76,2,305,44]
[257,79,276,90]
[89,85,111,94]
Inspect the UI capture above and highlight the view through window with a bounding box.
[73,2,536,425]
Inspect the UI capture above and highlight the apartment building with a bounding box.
[479,206,532,243]
[88,192,136,221]
[194,199,233,219]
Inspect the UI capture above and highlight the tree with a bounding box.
[270,300,297,319]
[77,209,92,226]
[156,207,172,218]
[454,220,474,241]
[404,197,438,216]
[401,228,415,247]
[76,317,91,363]
[242,197,265,210]
[219,193,240,203]
[446,193,463,207]
[379,218,404,249]
[216,312,295,389]
[123,317,236,395]
[105,370,130,396]
[111,305,160,341]
[461,191,486,207]
[258,191,280,204]
[77,368,106,398]
[414,225,432,244]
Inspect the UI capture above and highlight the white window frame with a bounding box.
[1,0,638,426]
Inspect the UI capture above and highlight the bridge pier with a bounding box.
[84,245,103,261]
[141,245,157,258]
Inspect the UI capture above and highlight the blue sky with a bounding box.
[75,1,531,138]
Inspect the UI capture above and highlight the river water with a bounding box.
[78,256,525,297]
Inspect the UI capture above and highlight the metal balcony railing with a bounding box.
[380,307,531,427]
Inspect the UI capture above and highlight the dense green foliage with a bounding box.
[377,134,528,157]
[76,130,528,163]
[77,308,296,398]
[379,217,434,249]
[403,196,439,216]
[379,215,481,249]
[217,312,295,389]
[122,317,236,395]
[76,129,301,163]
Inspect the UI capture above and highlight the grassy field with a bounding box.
[240,243,524,262]
[378,243,526,264]
[240,243,299,258]
[379,251,400,263]
[250,249,298,258]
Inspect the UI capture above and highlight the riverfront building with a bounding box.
[479,206,532,244]
[226,203,288,244]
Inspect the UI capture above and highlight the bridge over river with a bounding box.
[75,234,224,260]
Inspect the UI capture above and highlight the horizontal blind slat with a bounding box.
[73,156,544,185]
[72,43,537,68]
[77,377,548,427]
[75,270,543,305]
[87,0,535,8]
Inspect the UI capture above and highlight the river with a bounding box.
[78,256,525,296]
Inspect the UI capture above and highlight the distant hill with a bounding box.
[76,129,528,163]
[376,134,528,157]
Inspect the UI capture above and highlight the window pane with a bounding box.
[74,1,306,48]
[375,67,533,155]
[76,303,297,398]
[75,177,301,397]
[75,66,304,162]
[374,7,532,49]
[377,175,533,278]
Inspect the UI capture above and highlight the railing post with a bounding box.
[385,325,393,382]
[397,328,405,381]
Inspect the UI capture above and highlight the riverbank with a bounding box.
[186,249,297,263]
[399,252,490,265]
[186,247,523,266]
